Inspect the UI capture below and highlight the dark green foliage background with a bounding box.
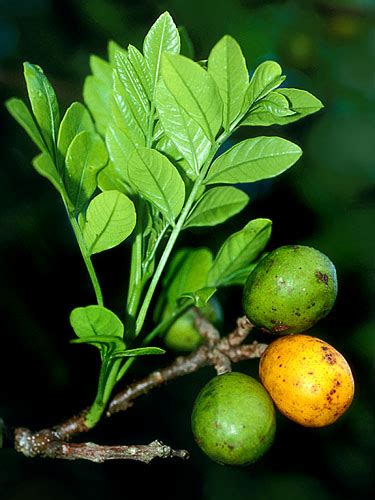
[0,0,374,498]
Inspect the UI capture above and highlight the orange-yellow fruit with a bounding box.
[259,335,354,427]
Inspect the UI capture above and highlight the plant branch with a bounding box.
[12,316,267,463]
[14,429,188,463]
[69,215,104,306]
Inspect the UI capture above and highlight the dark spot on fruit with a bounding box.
[315,271,329,285]
[335,380,341,387]
[323,352,337,365]
[279,364,282,368]
[322,346,329,351]
[327,395,332,403]
[277,355,281,359]
[330,389,336,395]
[308,371,314,375]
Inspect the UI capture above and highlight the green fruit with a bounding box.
[164,308,203,352]
[191,372,276,466]
[163,299,223,352]
[243,245,337,334]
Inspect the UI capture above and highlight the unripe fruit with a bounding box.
[164,308,203,352]
[191,372,276,465]
[259,334,354,427]
[163,299,223,352]
[243,245,337,334]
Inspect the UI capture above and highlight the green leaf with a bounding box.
[112,71,146,145]
[126,147,185,223]
[208,35,249,130]
[32,153,63,195]
[57,102,94,169]
[243,61,285,111]
[156,79,211,179]
[23,62,60,156]
[83,76,111,136]
[70,305,124,339]
[275,88,324,124]
[90,55,112,85]
[105,125,138,194]
[5,98,46,152]
[108,40,127,65]
[207,219,272,287]
[165,248,213,306]
[206,136,302,185]
[111,347,165,358]
[82,190,136,254]
[179,26,195,59]
[65,131,108,214]
[127,44,152,100]
[97,161,132,196]
[143,11,180,98]
[215,254,268,287]
[83,58,113,137]
[115,51,150,136]
[71,335,125,349]
[185,187,249,228]
[161,53,222,142]
[241,91,296,127]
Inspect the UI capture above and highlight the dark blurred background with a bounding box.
[0,0,374,498]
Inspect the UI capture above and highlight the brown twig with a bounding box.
[12,317,267,463]
[14,428,188,463]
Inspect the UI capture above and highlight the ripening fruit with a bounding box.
[243,245,337,334]
[163,299,223,352]
[191,372,276,465]
[259,335,355,427]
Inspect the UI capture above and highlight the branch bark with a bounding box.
[12,317,267,463]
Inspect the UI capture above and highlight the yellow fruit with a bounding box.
[259,335,354,427]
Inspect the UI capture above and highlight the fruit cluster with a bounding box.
[191,245,355,465]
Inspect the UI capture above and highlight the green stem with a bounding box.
[116,299,194,383]
[85,357,122,428]
[127,217,143,319]
[69,215,104,307]
[134,132,229,337]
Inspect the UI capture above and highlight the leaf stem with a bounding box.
[85,358,121,428]
[69,215,104,306]
[116,299,194,382]
[126,213,143,322]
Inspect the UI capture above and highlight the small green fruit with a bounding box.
[191,372,276,466]
[243,245,337,334]
[163,299,222,352]
[164,308,203,352]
